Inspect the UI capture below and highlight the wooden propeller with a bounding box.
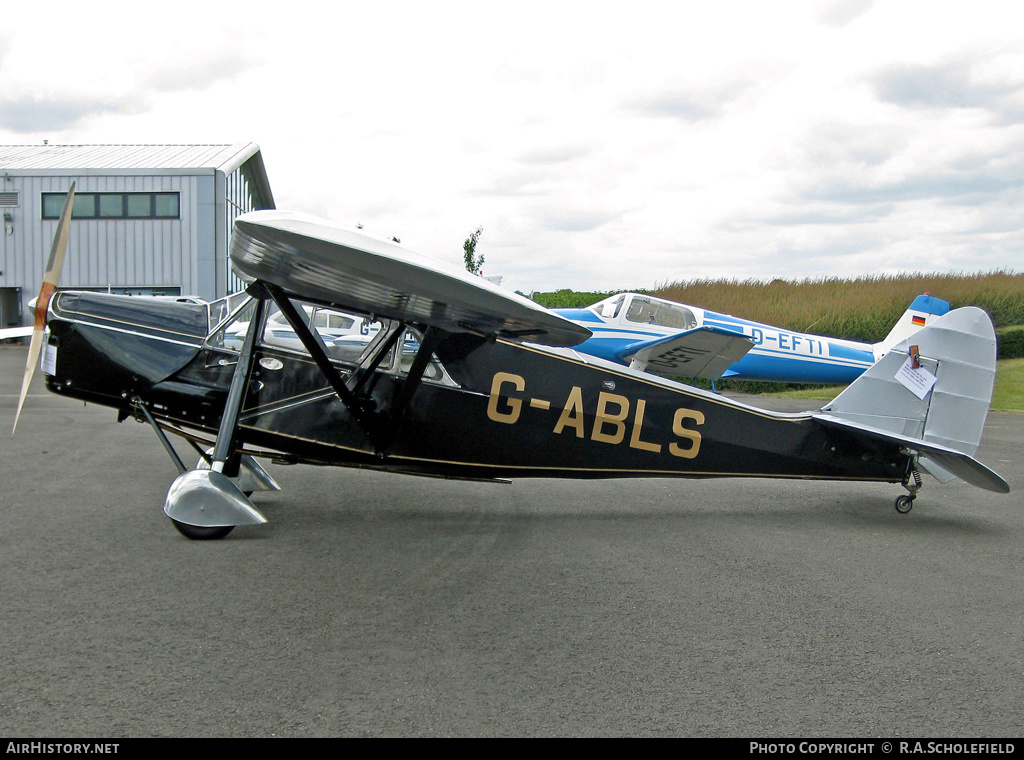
[12,182,75,437]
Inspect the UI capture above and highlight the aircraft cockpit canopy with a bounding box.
[589,293,698,330]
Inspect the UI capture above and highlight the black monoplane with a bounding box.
[15,191,1009,539]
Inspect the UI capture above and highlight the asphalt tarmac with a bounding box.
[1,345,1021,738]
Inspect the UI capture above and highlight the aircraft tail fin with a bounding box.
[815,306,1007,491]
[873,293,950,358]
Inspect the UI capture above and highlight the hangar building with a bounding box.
[0,143,275,331]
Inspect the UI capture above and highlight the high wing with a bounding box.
[617,326,754,380]
[231,210,591,348]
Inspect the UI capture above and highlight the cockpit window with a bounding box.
[393,328,458,386]
[624,297,697,330]
[203,296,458,386]
[260,302,385,365]
[204,297,384,366]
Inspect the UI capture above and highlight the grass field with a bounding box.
[992,358,1024,412]
[534,271,1024,343]
[655,271,1024,342]
[772,358,1024,413]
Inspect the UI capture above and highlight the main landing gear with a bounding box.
[170,519,235,541]
[130,288,279,542]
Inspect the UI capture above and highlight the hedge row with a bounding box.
[998,326,1024,360]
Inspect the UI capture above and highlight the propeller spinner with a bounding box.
[12,183,75,437]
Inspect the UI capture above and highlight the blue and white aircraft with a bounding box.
[552,292,950,384]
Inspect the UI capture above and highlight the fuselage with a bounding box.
[554,293,876,384]
[41,290,910,486]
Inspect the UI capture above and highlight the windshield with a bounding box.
[588,294,625,319]
[207,291,251,333]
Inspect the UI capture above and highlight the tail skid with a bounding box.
[814,306,1008,494]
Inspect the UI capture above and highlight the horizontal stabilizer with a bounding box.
[814,413,1009,493]
[230,211,591,348]
[620,326,753,380]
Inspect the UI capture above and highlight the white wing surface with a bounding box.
[231,211,591,348]
[620,326,753,379]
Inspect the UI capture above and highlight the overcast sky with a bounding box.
[2,0,1022,294]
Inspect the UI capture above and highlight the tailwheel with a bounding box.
[170,519,234,541]
[895,465,924,514]
[894,494,915,514]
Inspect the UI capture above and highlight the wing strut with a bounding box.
[386,324,447,446]
[264,283,390,452]
[209,289,268,473]
[263,283,449,457]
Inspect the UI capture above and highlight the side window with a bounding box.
[656,304,696,329]
[395,328,458,386]
[204,298,460,388]
[625,297,655,324]
[260,301,385,365]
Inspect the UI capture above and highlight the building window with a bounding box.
[42,192,180,220]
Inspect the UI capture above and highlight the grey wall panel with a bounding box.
[194,174,217,302]
[0,148,272,321]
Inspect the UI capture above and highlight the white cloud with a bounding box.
[1,0,1022,294]
[814,0,875,28]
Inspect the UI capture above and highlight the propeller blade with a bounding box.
[12,183,75,437]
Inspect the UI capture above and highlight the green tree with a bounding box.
[463,226,484,274]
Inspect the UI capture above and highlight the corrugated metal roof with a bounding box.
[0,143,261,171]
